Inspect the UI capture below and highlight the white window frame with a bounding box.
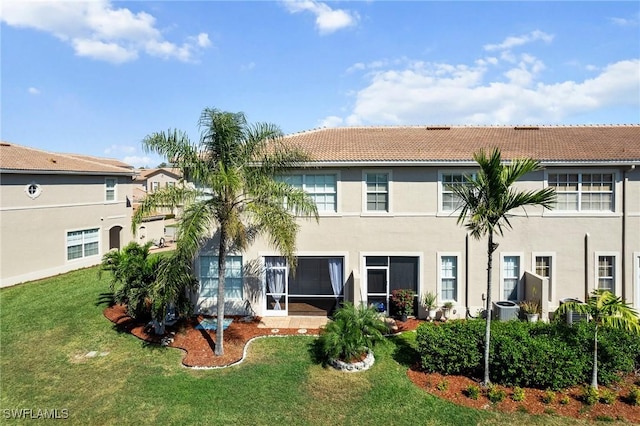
[362,170,392,215]
[438,170,477,214]
[198,255,244,301]
[500,253,523,301]
[66,228,100,261]
[531,252,556,303]
[437,252,460,303]
[151,181,160,192]
[279,172,339,215]
[105,178,117,202]
[594,252,619,295]
[546,170,617,214]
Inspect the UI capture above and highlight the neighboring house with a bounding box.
[0,142,136,287]
[132,167,184,245]
[193,125,640,320]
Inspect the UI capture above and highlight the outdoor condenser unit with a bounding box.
[559,298,589,325]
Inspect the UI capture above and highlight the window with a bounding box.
[440,256,458,301]
[166,182,175,188]
[441,173,474,212]
[535,255,553,302]
[151,182,160,192]
[366,173,388,212]
[280,174,337,212]
[67,229,99,260]
[200,256,243,300]
[548,173,614,212]
[597,255,615,293]
[24,182,42,199]
[105,178,116,201]
[503,256,520,301]
[365,256,418,314]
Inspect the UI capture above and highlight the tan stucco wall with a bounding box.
[0,173,134,287]
[202,165,639,317]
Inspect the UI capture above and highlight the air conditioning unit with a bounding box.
[559,298,589,325]
[492,301,520,321]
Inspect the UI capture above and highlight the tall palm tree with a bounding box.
[134,107,318,355]
[557,289,640,389]
[451,148,556,385]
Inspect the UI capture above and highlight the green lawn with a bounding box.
[0,267,618,425]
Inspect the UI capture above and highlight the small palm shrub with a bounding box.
[436,380,448,391]
[487,385,506,403]
[627,386,640,406]
[511,386,525,402]
[599,389,616,405]
[581,386,599,406]
[541,390,556,404]
[318,303,388,363]
[465,385,480,400]
[559,394,570,405]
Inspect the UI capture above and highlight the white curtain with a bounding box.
[328,258,343,300]
[266,257,286,310]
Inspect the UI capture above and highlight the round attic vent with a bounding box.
[25,182,42,199]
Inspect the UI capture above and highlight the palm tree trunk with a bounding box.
[215,225,228,356]
[483,230,495,386]
[591,324,598,389]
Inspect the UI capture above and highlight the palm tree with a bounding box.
[134,107,318,355]
[451,148,556,385]
[556,289,640,389]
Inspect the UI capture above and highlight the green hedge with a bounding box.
[416,319,640,390]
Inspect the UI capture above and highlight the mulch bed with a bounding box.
[104,306,639,422]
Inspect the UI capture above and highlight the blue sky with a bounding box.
[2,1,639,168]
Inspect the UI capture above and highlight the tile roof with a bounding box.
[0,142,136,175]
[282,125,640,163]
[134,167,182,181]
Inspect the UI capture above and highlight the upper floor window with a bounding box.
[280,174,337,213]
[548,172,614,212]
[440,172,474,212]
[67,228,99,260]
[105,178,117,201]
[366,173,388,212]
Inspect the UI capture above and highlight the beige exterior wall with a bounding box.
[195,164,640,318]
[0,173,134,287]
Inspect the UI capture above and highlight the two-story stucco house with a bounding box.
[0,142,136,287]
[193,125,640,320]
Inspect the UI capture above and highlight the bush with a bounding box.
[436,380,448,391]
[627,386,640,406]
[541,390,556,404]
[487,385,506,403]
[416,320,484,376]
[599,389,616,405]
[511,386,525,402]
[559,394,570,405]
[318,303,388,362]
[465,385,480,400]
[581,386,599,406]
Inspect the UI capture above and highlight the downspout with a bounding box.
[465,231,476,318]
[584,233,590,300]
[622,165,636,301]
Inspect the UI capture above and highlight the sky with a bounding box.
[1,1,639,168]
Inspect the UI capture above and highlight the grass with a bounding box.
[0,267,623,425]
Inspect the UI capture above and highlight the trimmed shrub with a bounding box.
[465,385,480,400]
[416,320,484,376]
[511,386,525,402]
[436,380,449,391]
[581,386,599,406]
[627,386,640,406]
[559,394,570,405]
[541,390,556,404]
[599,389,617,405]
[487,385,506,403]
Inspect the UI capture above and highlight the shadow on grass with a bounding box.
[389,334,420,368]
[95,292,115,307]
[307,337,329,367]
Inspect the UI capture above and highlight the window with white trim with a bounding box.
[503,256,520,301]
[366,173,388,212]
[67,228,99,260]
[440,256,458,301]
[597,255,615,293]
[280,174,337,212]
[199,256,243,300]
[151,181,160,192]
[440,173,474,212]
[105,178,117,201]
[548,172,614,212]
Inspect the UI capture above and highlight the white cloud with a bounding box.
[326,53,639,126]
[318,115,343,128]
[281,0,359,34]
[483,30,554,52]
[27,87,40,95]
[241,62,256,72]
[0,0,211,63]
[123,155,153,168]
[104,144,136,155]
[609,16,638,27]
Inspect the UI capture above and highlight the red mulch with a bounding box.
[104,307,639,422]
